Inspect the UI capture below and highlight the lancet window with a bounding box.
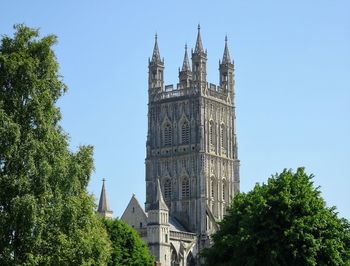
[163,123,172,146]
[182,178,190,198]
[181,121,190,144]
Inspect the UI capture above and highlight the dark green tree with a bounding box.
[0,25,111,265]
[103,219,154,266]
[202,168,350,266]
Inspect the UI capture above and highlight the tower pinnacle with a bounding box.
[181,44,191,71]
[151,33,161,63]
[222,35,232,64]
[150,178,168,211]
[194,24,204,53]
[97,178,113,219]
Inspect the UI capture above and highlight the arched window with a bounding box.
[220,124,226,149]
[182,178,190,198]
[209,121,214,145]
[163,123,172,146]
[181,121,190,144]
[164,179,172,200]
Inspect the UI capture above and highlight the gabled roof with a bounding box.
[121,194,147,220]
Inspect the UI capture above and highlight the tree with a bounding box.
[202,168,350,266]
[0,25,111,265]
[103,219,154,266]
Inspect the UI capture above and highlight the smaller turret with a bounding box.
[222,35,232,64]
[219,36,234,97]
[179,44,192,88]
[192,25,207,88]
[194,25,204,54]
[97,178,113,219]
[148,34,164,93]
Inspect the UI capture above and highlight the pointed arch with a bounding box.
[179,114,190,145]
[162,118,172,146]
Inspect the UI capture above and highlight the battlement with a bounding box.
[154,82,227,102]
[207,83,227,101]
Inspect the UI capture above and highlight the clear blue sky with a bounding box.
[1,1,349,219]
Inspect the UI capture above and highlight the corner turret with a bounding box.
[148,34,164,95]
[219,36,234,97]
[192,25,207,89]
[179,44,192,88]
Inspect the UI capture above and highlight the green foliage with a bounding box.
[202,168,350,266]
[0,25,111,265]
[103,219,154,266]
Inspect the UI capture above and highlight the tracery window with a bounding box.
[163,123,172,146]
[164,179,172,200]
[182,178,190,198]
[181,121,190,144]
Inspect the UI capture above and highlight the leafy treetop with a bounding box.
[202,168,350,266]
[0,24,111,265]
[103,218,155,266]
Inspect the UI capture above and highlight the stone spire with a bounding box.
[150,178,168,211]
[97,178,113,219]
[219,35,234,97]
[181,44,191,71]
[194,24,204,53]
[151,33,161,63]
[179,44,192,87]
[222,35,232,64]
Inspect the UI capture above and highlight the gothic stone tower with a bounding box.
[145,26,240,249]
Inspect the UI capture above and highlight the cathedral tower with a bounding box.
[145,26,240,250]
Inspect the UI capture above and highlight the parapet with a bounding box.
[152,82,229,102]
